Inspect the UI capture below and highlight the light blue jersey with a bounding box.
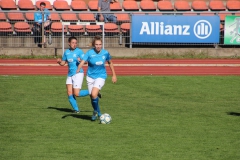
[83,48,111,79]
[62,48,84,77]
[34,8,50,24]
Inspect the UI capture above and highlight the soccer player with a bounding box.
[76,35,117,121]
[57,36,90,113]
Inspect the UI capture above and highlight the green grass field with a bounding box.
[0,75,240,160]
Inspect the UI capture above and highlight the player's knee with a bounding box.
[67,91,73,96]
[91,93,98,99]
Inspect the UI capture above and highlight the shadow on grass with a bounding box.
[61,114,92,121]
[47,106,73,113]
[48,106,93,121]
[48,107,92,113]
[227,112,240,116]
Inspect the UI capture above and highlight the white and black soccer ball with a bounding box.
[99,113,112,124]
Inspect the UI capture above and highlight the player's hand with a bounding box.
[57,58,61,64]
[76,69,80,73]
[112,75,117,83]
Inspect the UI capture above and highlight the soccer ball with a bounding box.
[99,113,112,124]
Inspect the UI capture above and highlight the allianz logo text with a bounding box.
[139,20,212,39]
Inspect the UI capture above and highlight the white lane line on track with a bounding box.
[0,63,240,67]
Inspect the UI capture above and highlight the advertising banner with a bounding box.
[131,15,220,43]
[224,16,240,45]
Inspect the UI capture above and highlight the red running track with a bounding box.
[0,59,240,76]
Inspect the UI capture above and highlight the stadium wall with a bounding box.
[0,47,239,58]
[1,1,239,57]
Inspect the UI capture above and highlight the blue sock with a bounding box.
[91,97,99,111]
[91,97,101,116]
[79,90,89,97]
[68,95,79,111]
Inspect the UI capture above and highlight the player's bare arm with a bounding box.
[57,58,66,66]
[108,60,117,83]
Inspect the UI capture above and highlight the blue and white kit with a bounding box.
[82,48,111,80]
[62,48,84,77]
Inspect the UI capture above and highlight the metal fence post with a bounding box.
[41,11,44,48]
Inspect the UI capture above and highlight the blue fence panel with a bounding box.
[132,15,220,43]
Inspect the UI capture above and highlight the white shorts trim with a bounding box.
[86,76,105,93]
[66,72,84,89]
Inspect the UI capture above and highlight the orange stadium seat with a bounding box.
[18,0,35,10]
[104,23,119,35]
[51,22,67,35]
[209,0,226,11]
[51,13,61,21]
[174,0,191,11]
[71,0,88,11]
[115,13,130,24]
[191,0,208,11]
[78,13,96,22]
[122,0,139,11]
[0,22,13,35]
[53,0,70,11]
[110,1,122,11]
[68,25,85,35]
[61,13,79,22]
[25,12,34,22]
[218,11,232,21]
[120,23,130,34]
[88,0,98,11]
[226,0,240,11]
[140,0,156,11]
[157,1,174,11]
[36,0,53,10]
[0,12,7,21]
[0,0,17,10]
[7,12,25,22]
[85,25,102,35]
[14,22,31,34]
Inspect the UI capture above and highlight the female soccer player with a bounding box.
[57,36,90,113]
[76,35,117,121]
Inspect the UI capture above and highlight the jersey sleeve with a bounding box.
[78,49,85,60]
[34,12,41,23]
[45,9,50,19]
[62,51,67,61]
[82,50,90,62]
[106,51,112,61]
